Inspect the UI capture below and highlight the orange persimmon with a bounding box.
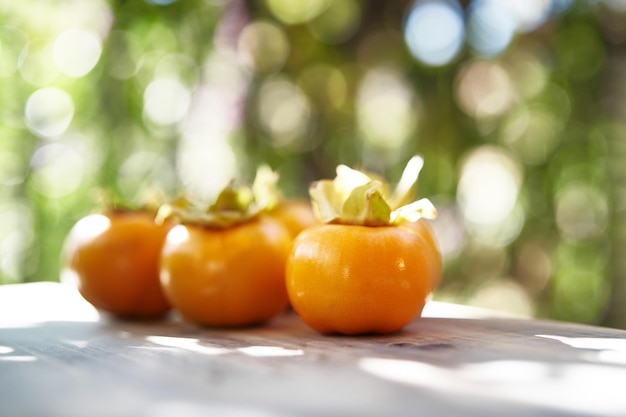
[287,224,434,335]
[157,166,292,327]
[159,215,291,327]
[286,156,440,335]
[61,210,171,319]
[400,218,442,292]
[270,200,319,238]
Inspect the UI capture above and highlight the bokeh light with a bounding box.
[456,146,525,248]
[500,104,565,165]
[3,0,626,329]
[404,0,464,67]
[455,60,516,119]
[194,53,250,136]
[29,143,85,198]
[176,138,238,204]
[53,29,102,77]
[265,0,329,25]
[457,146,522,225]
[309,0,361,45]
[176,51,245,202]
[507,0,553,33]
[257,77,314,150]
[467,0,516,57]
[357,68,417,149]
[25,87,75,138]
[143,77,192,126]
[238,20,290,75]
[555,183,609,241]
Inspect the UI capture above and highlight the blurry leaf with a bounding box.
[309,180,342,223]
[156,166,280,228]
[309,158,435,227]
[390,198,437,224]
[341,180,391,226]
[252,164,280,211]
[210,182,254,212]
[390,155,424,209]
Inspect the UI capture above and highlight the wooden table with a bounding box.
[2,282,626,417]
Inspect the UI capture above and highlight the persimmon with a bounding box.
[400,219,441,292]
[270,200,319,238]
[286,156,440,335]
[61,209,171,319]
[288,224,434,334]
[386,156,441,293]
[160,216,291,327]
[157,166,292,327]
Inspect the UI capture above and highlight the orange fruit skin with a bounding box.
[286,224,435,335]
[159,215,291,327]
[399,219,442,293]
[62,211,171,319]
[271,200,319,239]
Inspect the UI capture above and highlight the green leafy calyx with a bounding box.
[156,165,280,228]
[310,156,437,227]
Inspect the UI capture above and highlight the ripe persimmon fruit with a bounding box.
[288,223,434,335]
[160,215,291,327]
[400,218,442,292]
[286,156,441,335]
[61,209,171,319]
[270,200,319,238]
[157,166,292,327]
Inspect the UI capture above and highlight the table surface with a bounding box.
[2,282,626,417]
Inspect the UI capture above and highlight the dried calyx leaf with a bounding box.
[156,165,280,228]
[310,156,437,227]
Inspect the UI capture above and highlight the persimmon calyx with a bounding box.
[309,156,437,227]
[156,165,281,228]
[251,164,281,212]
[389,155,424,209]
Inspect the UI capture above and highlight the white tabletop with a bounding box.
[1,282,626,417]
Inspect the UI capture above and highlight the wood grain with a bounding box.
[1,283,626,417]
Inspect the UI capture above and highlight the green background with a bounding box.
[2,0,626,328]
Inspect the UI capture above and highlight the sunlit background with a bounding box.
[2,0,626,328]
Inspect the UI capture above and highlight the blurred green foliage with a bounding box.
[2,0,626,327]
